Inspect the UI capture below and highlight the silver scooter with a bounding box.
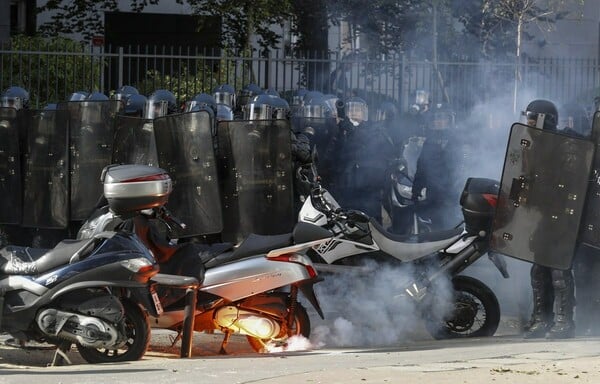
[78,164,332,353]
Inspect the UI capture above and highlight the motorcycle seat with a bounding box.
[369,218,464,261]
[0,238,96,275]
[204,232,293,269]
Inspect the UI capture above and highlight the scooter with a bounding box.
[78,164,332,353]
[0,229,162,365]
[297,163,509,339]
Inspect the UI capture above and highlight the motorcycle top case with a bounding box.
[490,123,594,270]
[102,164,173,216]
[460,177,500,236]
[578,111,600,248]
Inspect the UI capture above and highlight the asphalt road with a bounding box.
[1,329,600,384]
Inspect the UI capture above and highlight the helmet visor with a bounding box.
[0,97,23,110]
[214,92,234,107]
[243,103,272,120]
[145,100,169,119]
[216,104,234,121]
[345,101,368,122]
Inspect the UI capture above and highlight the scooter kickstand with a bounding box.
[169,330,182,347]
[219,330,232,355]
[49,342,73,367]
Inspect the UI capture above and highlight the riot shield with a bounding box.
[59,100,122,220]
[217,119,295,243]
[579,111,600,247]
[0,108,22,224]
[153,111,223,237]
[21,109,70,229]
[112,116,159,167]
[490,123,594,270]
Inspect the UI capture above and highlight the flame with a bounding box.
[264,335,314,353]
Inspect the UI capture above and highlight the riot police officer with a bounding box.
[330,96,394,222]
[411,104,461,231]
[522,99,576,339]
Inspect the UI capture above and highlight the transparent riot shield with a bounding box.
[490,123,594,270]
[0,108,22,224]
[21,109,70,229]
[112,116,159,167]
[153,111,223,237]
[579,111,600,247]
[217,119,295,243]
[59,100,122,220]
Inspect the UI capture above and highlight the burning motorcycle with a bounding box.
[297,164,508,339]
[78,164,331,353]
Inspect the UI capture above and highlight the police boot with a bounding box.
[546,273,575,339]
[523,289,554,339]
[524,267,554,339]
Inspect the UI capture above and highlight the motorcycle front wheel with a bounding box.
[246,303,311,353]
[77,300,151,363]
[424,275,500,339]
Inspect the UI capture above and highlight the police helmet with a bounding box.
[124,94,147,116]
[243,94,274,120]
[345,96,368,124]
[213,84,236,109]
[87,91,109,101]
[69,91,90,102]
[145,89,177,118]
[185,93,217,114]
[1,86,30,110]
[239,84,263,107]
[524,99,558,131]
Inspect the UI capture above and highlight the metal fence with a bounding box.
[1,41,599,116]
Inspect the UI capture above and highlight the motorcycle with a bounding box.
[0,229,163,365]
[297,163,509,339]
[78,164,332,353]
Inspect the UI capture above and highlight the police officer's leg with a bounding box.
[524,264,554,338]
[546,268,575,339]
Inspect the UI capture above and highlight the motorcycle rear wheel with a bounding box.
[246,303,311,353]
[424,275,500,339]
[77,300,151,363]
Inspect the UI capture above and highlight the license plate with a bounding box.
[150,288,163,315]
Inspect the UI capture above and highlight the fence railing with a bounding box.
[1,42,599,116]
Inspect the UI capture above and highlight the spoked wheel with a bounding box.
[425,275,500,339]
[246,303,311,353]
[77,300,151,363]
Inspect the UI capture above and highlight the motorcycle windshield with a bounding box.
[59,100,122,220]
[579,111,600,248]
[112,115,159,167]
[153,111,223,237]
[490,123,593,270]
[22,109,70,229]
[0,108,22,224]
[216,119,295,243]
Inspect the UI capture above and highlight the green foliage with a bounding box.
[0,35,101,108]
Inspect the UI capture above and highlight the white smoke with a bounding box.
[306,260,454,348]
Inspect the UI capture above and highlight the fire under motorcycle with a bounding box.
[0,230,163,364]
[297,164,509,339]
[78,164,332,353]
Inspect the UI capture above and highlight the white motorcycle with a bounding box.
[297,164,509,339]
